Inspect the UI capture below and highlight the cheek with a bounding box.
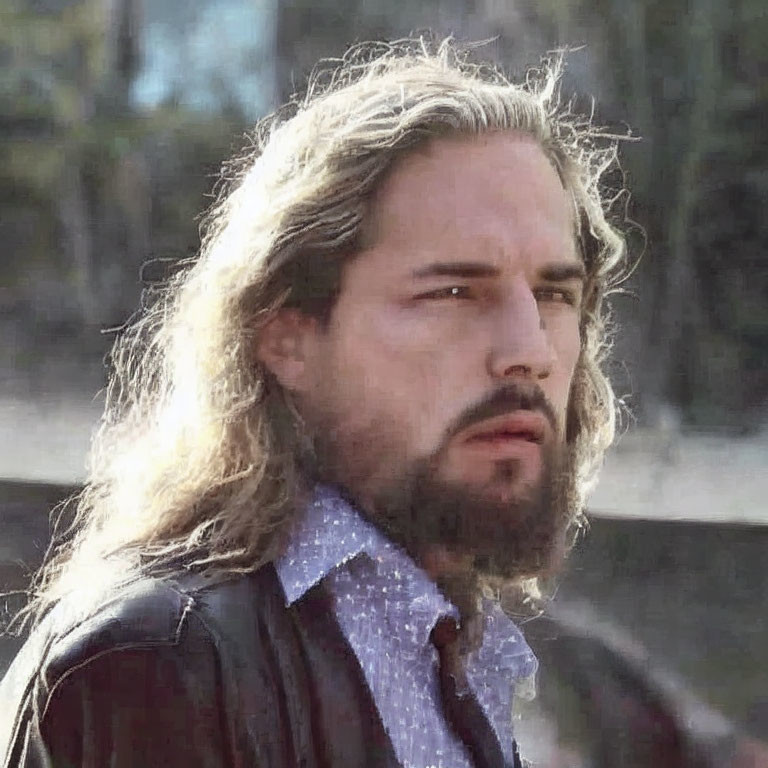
[547,317,583,418]
[548,306,581,358]
[324,310,467,456]
[559,323,582,384]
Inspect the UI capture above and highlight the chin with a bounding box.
[471,479,540,508]
[371,447,571,585]
[437,452,544,501]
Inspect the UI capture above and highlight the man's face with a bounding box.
[296,132,584,583]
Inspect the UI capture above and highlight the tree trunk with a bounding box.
[59,160,99,327]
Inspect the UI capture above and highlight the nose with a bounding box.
[486,284,554,382]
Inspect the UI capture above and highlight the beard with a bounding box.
[303,383,575,614]
[370,445,570,584]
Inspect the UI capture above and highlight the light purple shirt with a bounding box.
[275,485,537,768]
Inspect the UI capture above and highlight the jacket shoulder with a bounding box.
[40,566,284,692]
[42,576,193,687]
[0,566,282,766]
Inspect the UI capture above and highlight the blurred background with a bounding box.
[1,0,766,764]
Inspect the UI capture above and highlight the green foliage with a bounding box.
[0,0,246,339]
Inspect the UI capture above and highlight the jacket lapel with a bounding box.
[289,577,401,768]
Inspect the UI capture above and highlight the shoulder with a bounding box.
[45,576,196,677]
[0,564,285,764]
[43,563,282,684]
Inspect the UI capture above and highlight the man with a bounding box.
[0,40,624,767]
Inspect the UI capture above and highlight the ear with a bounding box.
[255,309,322,393]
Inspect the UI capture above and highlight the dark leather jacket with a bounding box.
[0,564,404,768]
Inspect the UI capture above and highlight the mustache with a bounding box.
[443,384,558,445]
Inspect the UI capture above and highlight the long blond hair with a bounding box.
[24,39,627,624]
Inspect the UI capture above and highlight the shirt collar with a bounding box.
[275,484,457,645]
[274,483,538,679]
[275,485,375,602]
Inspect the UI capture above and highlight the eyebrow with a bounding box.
[410,260,586,282]
[411,261,500,279]
[538,262,587,283]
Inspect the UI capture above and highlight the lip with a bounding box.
[461,411,549,445]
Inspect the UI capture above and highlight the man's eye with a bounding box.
[535,287,577,306]
[416,286,474,301]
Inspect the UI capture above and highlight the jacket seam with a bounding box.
[1,631,57,768]
[39,594,197,723]
[36,575,161,644]
[3,576,234,768]
[2,702,30,768]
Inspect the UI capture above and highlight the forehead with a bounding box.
[359,131,579,274]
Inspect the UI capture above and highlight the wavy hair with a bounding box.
[23,38,628,625]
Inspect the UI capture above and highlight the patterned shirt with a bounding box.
[275,485,538,768]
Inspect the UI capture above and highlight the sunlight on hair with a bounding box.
[19,37,629,628]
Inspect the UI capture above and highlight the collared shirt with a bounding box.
[275,486,538,768]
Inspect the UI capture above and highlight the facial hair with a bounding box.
[371,440,569,581]
[305,383,574,602]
